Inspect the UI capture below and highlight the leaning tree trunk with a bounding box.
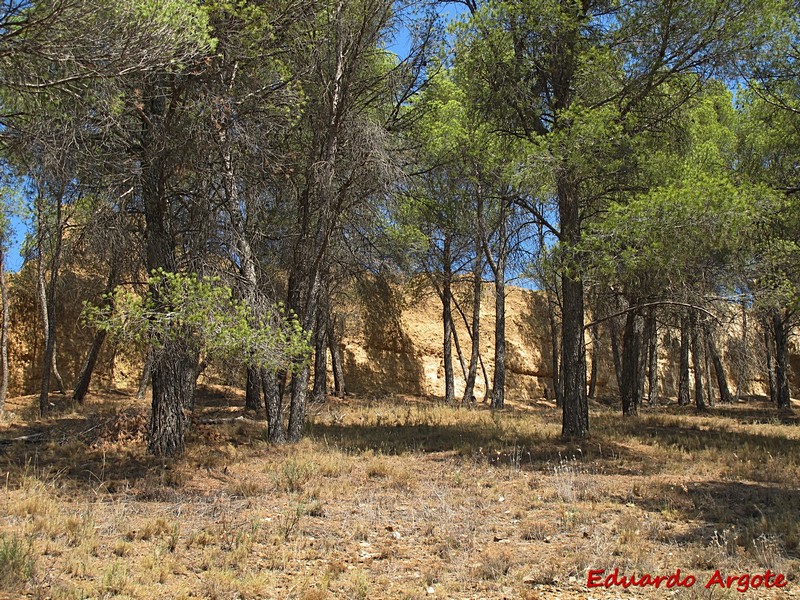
[442,238,456,405]
[707,330,732,404]
[678,315,691,406]
[690,313,706,412]
[73,265,119,404]
[772,310,792,412]
[0,249,8,411]
[462,243,482,405]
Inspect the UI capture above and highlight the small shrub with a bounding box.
[0,534,35,590]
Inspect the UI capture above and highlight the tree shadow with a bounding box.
[343,277,426,397]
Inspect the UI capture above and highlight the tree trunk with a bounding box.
[548,293,562,406]
[772,310,791,412]
[148,341,197,457]
[0,249,8,411]
[704,332,715,408]
[707,329,732,404]
[559,169,588,437]
[263,368,286,443]
[38,193,65,415]
[141,80,199,456]
[492,255,506,409]
[636,313,648,409]
[462,244,482,405]
[764,319,778,405]
[442,237,455,405]
[328,314,346,398]
[646,310,659,406]
[621,308,641,417]
[73,265,118,404]
[245,367,262,411]
[312,310,329,404]
[610,316,623,398]
[690,313,706,411]
[678,315,691,406]
[588,323,599,400]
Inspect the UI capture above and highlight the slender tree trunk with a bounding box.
[0,250,8,411]
[621,308,641,417]
[764,318,778,405]
[704,332,715,407]
[610,316,623,398]
[462,245,482,405]
[734,301,747,402]
[263,368,286,443]
[678,315,691,406]
[287,270,320,442]
[312,310,329,404]
[328,314,346,398]
[772,310,792,412]
[636,313,648,410]
[690,313,706,411]
[492,254,506,409]
[38,194,65,414]
[588,323,599,400]
[73,265,118,404]
[646,310,659,406]
[442,237,455,405]
[548,293,562,406]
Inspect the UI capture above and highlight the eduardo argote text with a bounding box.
[587,568,788,593]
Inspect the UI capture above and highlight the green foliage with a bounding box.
[83,270,311,373]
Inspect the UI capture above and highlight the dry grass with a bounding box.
[0,388,799,598]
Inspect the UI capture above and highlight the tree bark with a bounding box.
[148,343,197,457]
[690,313,706,411]
[548,293,562,406]
[678,315,691,406]
[245,367,262,411]
[621,307,642,417]
[636,313,648,409]
[263,368,286,443]
[772,310,792,412]
[462,243,482,405]
[492,255,506,409]
[559,169,588,437]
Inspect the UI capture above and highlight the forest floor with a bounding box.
[0,388,799,599]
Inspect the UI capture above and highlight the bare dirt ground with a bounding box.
[0,388,799,599]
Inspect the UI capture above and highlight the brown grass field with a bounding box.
[0,388,799,599]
